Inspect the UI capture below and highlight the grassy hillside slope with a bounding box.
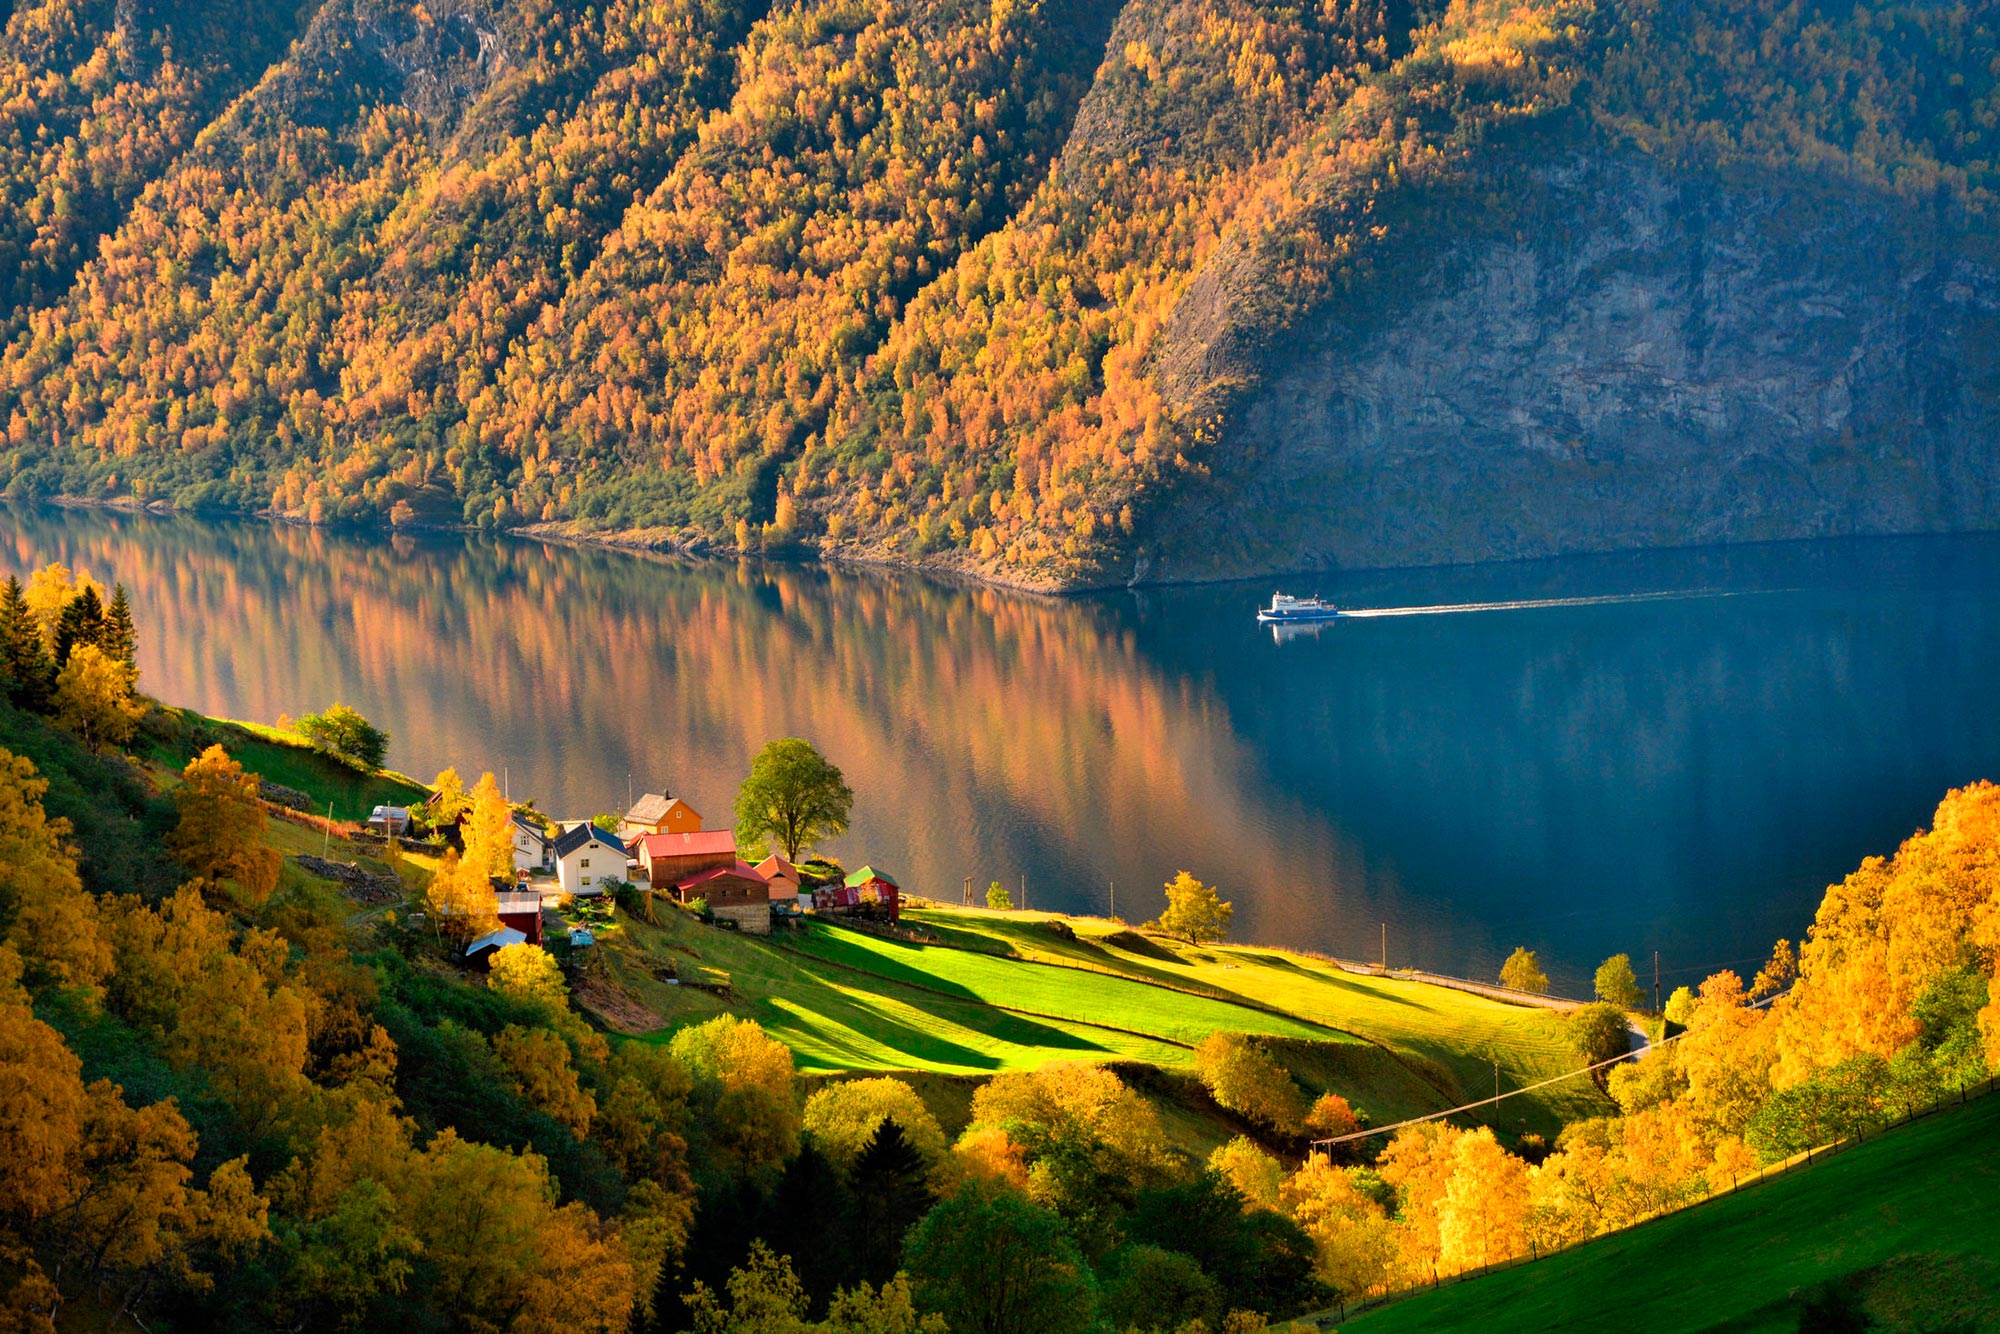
[594,902,1610,1147]
[1343,1091,2000,1334]
[0,0,1990,586]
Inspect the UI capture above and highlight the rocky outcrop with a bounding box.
[1141,150,2000,583]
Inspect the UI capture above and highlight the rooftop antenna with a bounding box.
[628,772,634,808]
[504,766,510,801]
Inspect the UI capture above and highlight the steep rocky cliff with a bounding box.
[1142,147,2000,582]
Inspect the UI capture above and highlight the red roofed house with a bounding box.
[675,860,771,934]
[754,853,801,910]
[638,829,737,885]
[812,866,901,924]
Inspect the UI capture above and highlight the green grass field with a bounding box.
[595,902,1611,1144]
[141,707,427,817]
[1344,1092,2000,1334]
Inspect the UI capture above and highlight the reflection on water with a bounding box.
[6,505,1998,995]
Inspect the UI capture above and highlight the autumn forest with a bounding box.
[0,0,1992,585]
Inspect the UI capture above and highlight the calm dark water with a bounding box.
[7,505,1998,995]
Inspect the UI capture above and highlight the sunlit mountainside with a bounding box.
[0,0,1994,586]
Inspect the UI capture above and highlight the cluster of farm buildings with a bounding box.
[374,791,900,958]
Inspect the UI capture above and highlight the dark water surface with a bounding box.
[8,505,1997,994]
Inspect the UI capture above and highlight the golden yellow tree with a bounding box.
[425,850,500,948]
[52,642,145,753]
[1377,1123,1463,1283]
[494,1025,596,1136]
[1208,1136,1283,1211]
[1159,870,1233,943]
[1280,1153,1398,1299]
[0,749,111,999]
[166,745,281,908]
[464,772,515,881]
[1437,1129,1531,1274]
[802,1077,948,1173]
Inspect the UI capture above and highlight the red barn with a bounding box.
[494,890,545,945]
[639,829,737,885]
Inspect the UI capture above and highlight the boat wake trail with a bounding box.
[1339,589,1748,619]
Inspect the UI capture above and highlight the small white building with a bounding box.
[552,822,627,897]
[511,812,552,873]
[368,805,411,836]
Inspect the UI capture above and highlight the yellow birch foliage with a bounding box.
[465,772,516,881]
[1437,1129,1531,1274]
[1280,1154,1397,1298]
[0,749,111,999]
[166,745,281,909]
[1208,1136,1283,1211]
[494,1025,597,1136]
[425,849,500,948]
[1779,782,2000,1082]
[1672,971,1776,1143]
[52,642,145,753]
[108,888,315,1136]
[1377,1123,1463,1283]
[802,1076,948,1172]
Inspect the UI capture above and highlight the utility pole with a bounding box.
[963,876,972,906]
[1020,873,1027,911]
[1381,922,1388,971]
[1109,880,1115,920]
[1654,950,1662,1015]
[505,766,511,801]
[323,802,335,859]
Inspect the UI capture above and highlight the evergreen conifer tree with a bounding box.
[52,584,105,667]
[846,1120,936,1288]
[0,576,55,711]
[102,584,136,669]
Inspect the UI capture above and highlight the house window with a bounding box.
[581,858,591,869]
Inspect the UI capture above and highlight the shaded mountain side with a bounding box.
[0,0,1993,586]
[1140,140,2000,583]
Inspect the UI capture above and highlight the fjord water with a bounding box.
[9,505,1998,995]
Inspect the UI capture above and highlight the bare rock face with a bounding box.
[1142,152,2000,583]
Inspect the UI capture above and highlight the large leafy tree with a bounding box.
[1501,947,1551,994]
[52,642,145,754]
[166,745,280,908]
[902,1183,1098,1334]
[1595,954,1644,1009]
[733,738,852,862]
[295,704,389,770]
[1159,871,1232,944]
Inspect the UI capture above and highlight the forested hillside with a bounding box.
[0,0,1994,586]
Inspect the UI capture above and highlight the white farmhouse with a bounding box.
[511,812,553,873]
[552,822,627,897]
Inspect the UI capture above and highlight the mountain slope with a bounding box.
[1342,1088,2000,1333]
[0,0,1993,586]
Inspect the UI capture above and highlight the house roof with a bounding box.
[754,853,799,883]
[628,792,700,824]
[510,812,547,839]
[465,927,527,956]
[494,891,542,914]
[675,860,768,893]
[552,823,627,858]
[371,805,410,820]
[844,865,899,889]
[640,829,736,860]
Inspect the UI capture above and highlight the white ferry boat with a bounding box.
[1256,592,1342,623]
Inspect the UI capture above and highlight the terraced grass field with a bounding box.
[597,902,1612,1141]
[1343,1091,2000,1333]
[901,909,1610,1132]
